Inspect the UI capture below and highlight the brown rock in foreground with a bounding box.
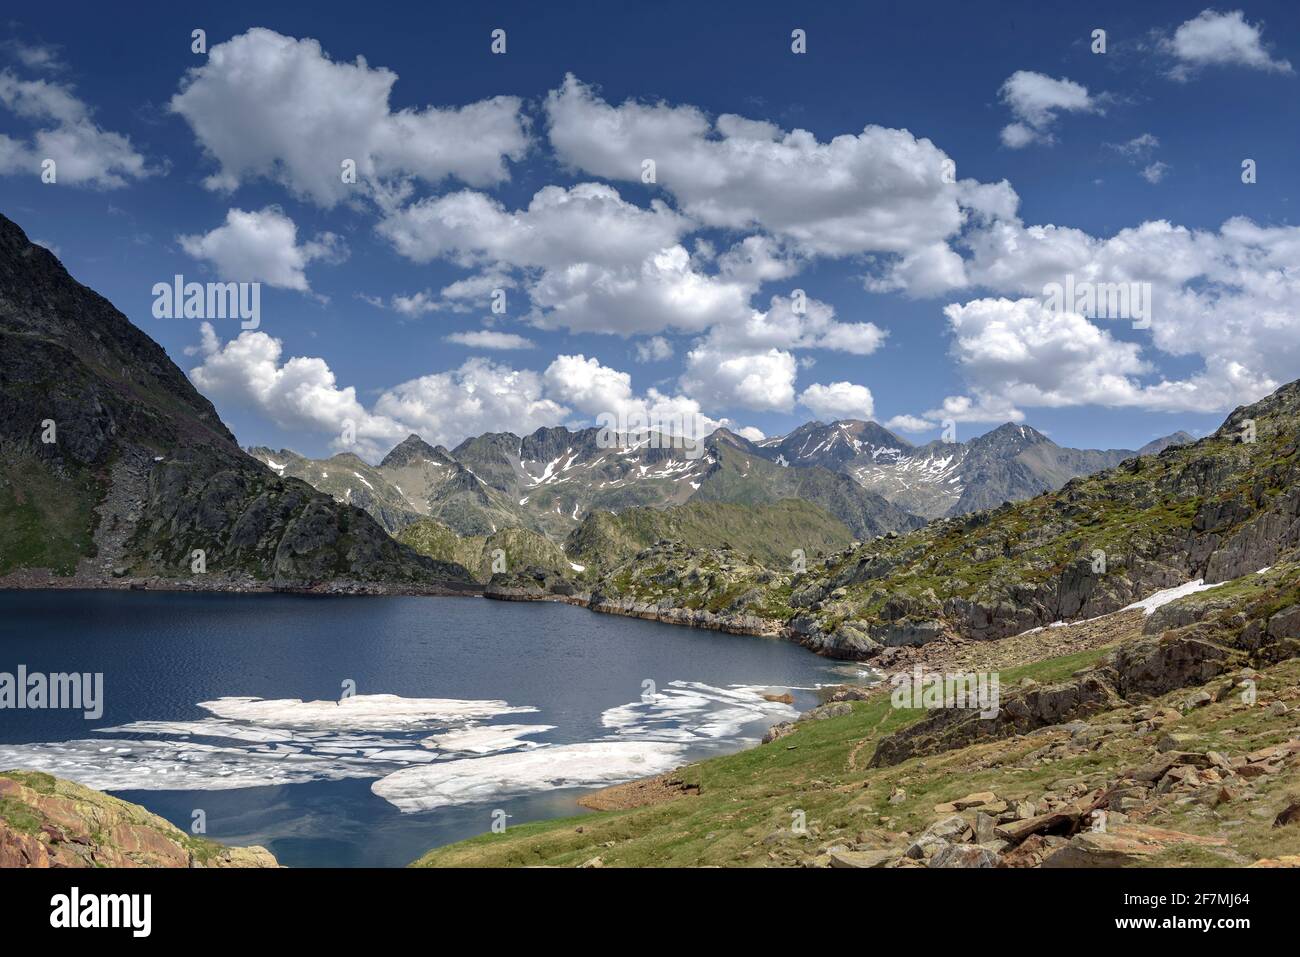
[1042,824,1228,868]
[0,770,278,868]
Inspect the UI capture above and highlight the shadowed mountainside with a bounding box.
[0,212,473,592]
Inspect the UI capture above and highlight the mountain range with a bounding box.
[553,377,1300,659]
[251,412,1191,543]
[754,418,1193,518]
[251,425,926,543]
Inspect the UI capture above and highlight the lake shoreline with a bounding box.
[0,570,481,598]
[484,586,792,637]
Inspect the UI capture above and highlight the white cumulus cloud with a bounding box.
[798,382,875,421]
[170,28,529,206]
[1164,9,1293,80]
[0,70,157,187]
[998,71,1100,148]
[179,207,345,291]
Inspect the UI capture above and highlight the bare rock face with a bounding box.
[1108,633,1245,698]
[0,771,278,868]
[484,565,582,601]
[869,674,1121,768]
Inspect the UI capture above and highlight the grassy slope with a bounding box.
[0,453,99,575]
[399,518,568,582]
[567,499,855,575]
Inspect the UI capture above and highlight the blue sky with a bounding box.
[3,1,1299,459]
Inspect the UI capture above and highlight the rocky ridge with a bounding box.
[755,418,1187,519]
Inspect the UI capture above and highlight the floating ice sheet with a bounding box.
[198,693,535,729]
[600,681,796,743]
[421,723,555,755]
[372,741,688,812]
[2,683,797,810]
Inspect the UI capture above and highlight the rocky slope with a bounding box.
[0,212,473,593]
[571,378,1299,660]
[0,770,278,867]
[249,447,423,534]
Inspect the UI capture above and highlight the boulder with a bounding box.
[798,702,853,722]
[1266,605,1300,639]
[762,722,796,745]
[995,806,1084,844]
[929,844,999,868]
[828,848,898,869]
[1042,824,1227,868]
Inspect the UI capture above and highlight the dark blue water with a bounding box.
[0,591,857,867]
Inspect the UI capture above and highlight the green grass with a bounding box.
[1002,646,1113,685]
[0,770,57,794]
[400,519,567,582]
[0,796,45,835]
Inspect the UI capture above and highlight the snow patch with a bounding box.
[1121,579,1225,616]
